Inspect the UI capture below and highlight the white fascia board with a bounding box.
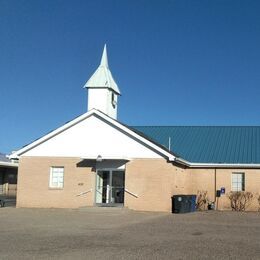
[0,161,19,168]
[190,163,260,168]
[175,158,260,168]
[80,156,130,161]
[10,109,176,161]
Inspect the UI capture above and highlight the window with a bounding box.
[49,167,64,188]
[232,172,245,191]
[111,92,114,103]
[111,92,116,107]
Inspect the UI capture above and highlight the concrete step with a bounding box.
[78,206,127,213]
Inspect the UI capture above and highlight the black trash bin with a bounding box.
[172,195,196,213]
[189,195,197,212]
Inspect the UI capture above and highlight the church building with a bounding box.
[11,46,260,212]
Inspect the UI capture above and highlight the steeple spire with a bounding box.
[100,44,108,67]
[84,45,120,94]
[84,45,120,119]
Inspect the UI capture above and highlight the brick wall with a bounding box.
[17,156,260,211]
[124,159,187,212]
[17,157,95,208]
[188,168,260,211]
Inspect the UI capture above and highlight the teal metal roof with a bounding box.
[132,126,260,164]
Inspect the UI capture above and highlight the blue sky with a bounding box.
[1,0,260,154]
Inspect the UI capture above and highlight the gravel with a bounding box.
[0,207,260,259]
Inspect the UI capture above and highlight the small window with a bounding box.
[49,167,64,188]
[112,92,114,103]
[111,92,116,107]
[232,172,245,191]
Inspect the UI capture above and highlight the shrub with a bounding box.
[257,194,260,212]
[196,190,209,211]
[228,191,253,211]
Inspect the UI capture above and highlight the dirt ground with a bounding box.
[0,207,260,259]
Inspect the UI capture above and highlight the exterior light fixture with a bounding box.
[96,155,102,162]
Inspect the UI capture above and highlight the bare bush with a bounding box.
[257,194,260,212]
[196,190,209,211]
[228,191,253,211]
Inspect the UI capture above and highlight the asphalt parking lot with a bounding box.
[0,207,260,259]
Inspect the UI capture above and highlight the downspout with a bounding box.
[214,168,217,210]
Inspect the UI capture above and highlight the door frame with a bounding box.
[95,168,125,207]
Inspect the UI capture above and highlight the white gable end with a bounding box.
[23,114,163,159]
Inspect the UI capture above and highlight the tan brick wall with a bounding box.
[125,163,260,212]
[17,157,95,208]
[18,157,186,211]
[187,168,260,211]
[17,156,260,211]
[124,159,188,212]
[187,168,216,207]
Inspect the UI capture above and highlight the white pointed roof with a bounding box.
[84,45,120,94]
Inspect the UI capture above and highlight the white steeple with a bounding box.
[84,45,120,119]
[100,44,108,67]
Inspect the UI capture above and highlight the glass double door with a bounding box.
[96,170,125,205]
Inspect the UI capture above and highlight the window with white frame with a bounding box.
[232,172,245,191]
[49,167,64,188]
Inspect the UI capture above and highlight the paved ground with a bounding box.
[0,207,260,259]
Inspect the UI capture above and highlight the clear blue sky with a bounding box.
[1,0,260,154]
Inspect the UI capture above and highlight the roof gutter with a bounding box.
[174,157,260,169]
